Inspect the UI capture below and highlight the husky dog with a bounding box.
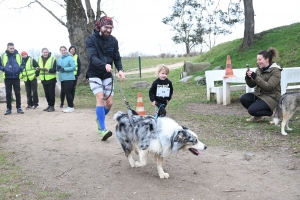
[113,111,207,179]
[273,92,300,135]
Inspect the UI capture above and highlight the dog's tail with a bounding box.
[113,111,125,121]
[273,94,287,125]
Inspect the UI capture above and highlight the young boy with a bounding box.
[149,65,173,117]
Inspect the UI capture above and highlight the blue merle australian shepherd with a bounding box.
[114,111,207,179]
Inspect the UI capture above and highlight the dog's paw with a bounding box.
[159,172,169,179]
[134,161,142,167]
[129,163,135,167]
[286,127,292,131]
[282,131,288,136]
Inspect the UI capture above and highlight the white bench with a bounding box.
[281,67,300,94]
[206,69,255,104]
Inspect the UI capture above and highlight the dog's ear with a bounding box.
[172,130,197,149]
[174,131,186,142]
[171,130,189,152]
[174,130,187,143]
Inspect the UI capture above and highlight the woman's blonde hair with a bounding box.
[156,65,170,76]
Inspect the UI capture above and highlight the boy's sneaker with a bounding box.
[4,109,11,115]
[246,116,263,122]
[26,105,32,109]
[98,129,112,141]
[32,105,38,109]
[17,108,24,114]
[62,107,74,113]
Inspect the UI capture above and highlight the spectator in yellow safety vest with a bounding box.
[21,51,40,109]
[36,48,57,112]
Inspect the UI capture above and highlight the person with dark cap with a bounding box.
[0,42,25,115]
[86,15,125,141]
[21,51,40,109]
[60,45,81,108]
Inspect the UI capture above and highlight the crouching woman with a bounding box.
[240,47,282,122]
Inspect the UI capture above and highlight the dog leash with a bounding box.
[111,71,135,126]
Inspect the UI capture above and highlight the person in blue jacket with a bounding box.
[56,46,76,113]
[0,42,25,115]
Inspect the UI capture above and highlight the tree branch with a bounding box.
[9,1,36,9]
[35,0,67,27]
[96,0,101,19]
[96,0,106,19]
[50,0,66,9]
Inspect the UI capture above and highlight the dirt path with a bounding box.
[0,94,299,199]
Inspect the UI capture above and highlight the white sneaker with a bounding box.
[62,107,74,113]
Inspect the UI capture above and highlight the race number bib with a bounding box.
[156,85,170,97]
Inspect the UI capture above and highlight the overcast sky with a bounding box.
[0,0,299,56]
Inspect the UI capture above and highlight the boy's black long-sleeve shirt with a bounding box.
[149,78,173,105]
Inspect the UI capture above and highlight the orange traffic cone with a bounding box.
[136,92,146,116]
[223,55,236,78]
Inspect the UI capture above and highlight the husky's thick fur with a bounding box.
[113,111,207,179]
[273,92,300,135]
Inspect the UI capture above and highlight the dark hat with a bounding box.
[69,45,76,52]
[94,16,113,32]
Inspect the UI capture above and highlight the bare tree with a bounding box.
[163,0,244,54]
[162,0,204,55]
[9,0,105,84]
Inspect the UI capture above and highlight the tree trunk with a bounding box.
[185,42,190,55]
[67,0,89,84]
[186,45,190,54]
[241,0,254,49]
